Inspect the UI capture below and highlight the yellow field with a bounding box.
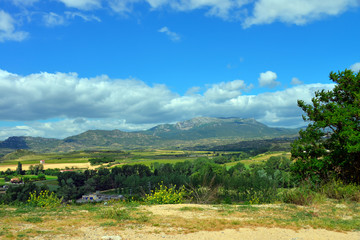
[0,163,97,171]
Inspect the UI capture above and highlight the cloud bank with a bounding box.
[0,68,335,139]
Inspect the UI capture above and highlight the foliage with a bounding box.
[27,190,63,208]
[321,179,360,202]
[16,162,23,175]
[0,183,48,204]
[88,157,115,165]
[291,69,360,183]
[280,187,319,206]
[144,182,187,204]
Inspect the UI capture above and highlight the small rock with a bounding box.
[101,236,122,240]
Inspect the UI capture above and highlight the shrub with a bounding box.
[321,180,360,202]
[280,187,319,205]
[144,183,187,204]
[27,190,63,208]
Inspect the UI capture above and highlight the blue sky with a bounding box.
[0,0,359,140]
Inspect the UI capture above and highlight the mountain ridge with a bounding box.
[0,117,300,152]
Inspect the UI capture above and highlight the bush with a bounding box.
[27,190,63,208]
[321,180,360,202]
[144,183,187,204]
[280,187,320,205]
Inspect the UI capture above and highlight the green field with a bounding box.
[0,149,291,171]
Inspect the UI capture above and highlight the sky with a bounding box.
[0,0,359,140]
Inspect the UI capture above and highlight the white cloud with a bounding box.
[258,71,280,88]
[12,0,39,7]
[158,26,181,41]
[58,0,102,10]
[243,0,359,28]
[0,69,176,123]
[0,118,156,140]
[204,80,248,102]
[350,62,360,72]
[109,0,142,14]
[0,10,28,42]
[65,12,101,22]
[0,68,335,139]
[291,77,303,85]
[43,12,65,27]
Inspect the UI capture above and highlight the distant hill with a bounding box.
[143,117,298,140]
[0,117,300,152]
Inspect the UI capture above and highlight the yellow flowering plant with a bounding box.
[28,190,63,208]
[144,182,187,204]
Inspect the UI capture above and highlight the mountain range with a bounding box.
[0,117,300,153]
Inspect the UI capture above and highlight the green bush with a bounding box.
[280,187,320,205]
[321,180,360,202]
[144,183,187,204]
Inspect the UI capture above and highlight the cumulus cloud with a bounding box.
[258,71,280,88]
[204,80,249,102]
[243,0,359,28]
[158,26,181,41]
[291,77,303,85]
[0,69,176,123]
[0,10,28,42]
[57,0,102,10]
[0,68,335,139]
[350,62,360,72]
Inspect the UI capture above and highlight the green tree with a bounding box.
[291,69,360,183]
[16,162,23,175]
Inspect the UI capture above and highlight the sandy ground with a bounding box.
[32,225,360,240]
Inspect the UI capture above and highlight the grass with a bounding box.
[225,151,291,169]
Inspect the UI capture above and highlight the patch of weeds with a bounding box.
[14,207,32,215]
[135,212,151,223]
[217,206,235,215]
[179,206,205,211]
[231,220,241,225]
[100,207,132,221]
[100,221,117,227]
[292,211,314,220]
[23,216,43,223]
[236,205,259,212]
[16,233,27,239]
[0,227,10,237]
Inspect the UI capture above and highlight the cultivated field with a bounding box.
[0,149,246,171]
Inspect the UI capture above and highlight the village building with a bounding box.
[77,192,124,203]
[10,178,23,184]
